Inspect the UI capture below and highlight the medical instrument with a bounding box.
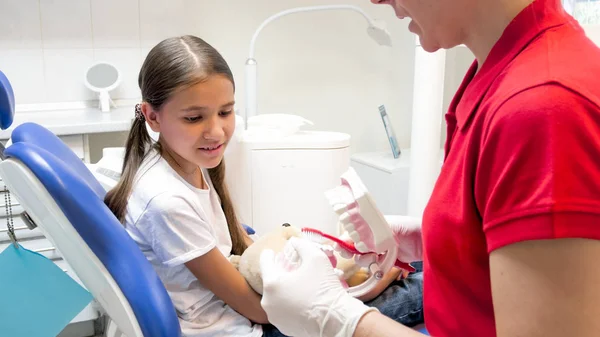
[378,105,401,159]
[301,227,362,255]
[301,227,363,255]
[295,233,340,273]
[320,167,415,298]
[84,62,121,113]
[301,227,360,272]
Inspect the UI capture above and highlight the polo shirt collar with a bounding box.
[455,0,571,129]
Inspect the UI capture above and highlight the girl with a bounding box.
[105,35,423,337]
[105,35,266,337]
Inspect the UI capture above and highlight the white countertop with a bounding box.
[351,149,444,173]
[0,106,134,139]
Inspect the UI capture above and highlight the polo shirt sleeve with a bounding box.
[476,84,600,253]
[134,192,217,266]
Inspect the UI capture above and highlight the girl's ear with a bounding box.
[142,102,161,133]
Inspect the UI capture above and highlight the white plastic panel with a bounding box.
[250,147,350,236]
[351,159,410,216]
[59,134,85,160]
[584,24,600,47]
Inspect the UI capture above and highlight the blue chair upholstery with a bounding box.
[11,123,106,198]
[4,140,181,337]
[0,70,15,130]
[243,223,255,235]
[416,326,429,335]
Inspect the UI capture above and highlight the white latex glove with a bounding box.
[384,215,423,263]
[260,237,377,337]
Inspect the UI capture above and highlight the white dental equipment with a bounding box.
[324,167,410,299]
[408,36,446,218]
[84,62,121,113]
[244,4,392,129]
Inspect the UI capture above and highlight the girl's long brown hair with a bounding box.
[104,35,247,255]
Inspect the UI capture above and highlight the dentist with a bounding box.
[259,0,600,336]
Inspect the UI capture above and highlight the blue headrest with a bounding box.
[242,224,255,235]
[0,70,15,130]
[4,142,181,337]
[11,123,106,198]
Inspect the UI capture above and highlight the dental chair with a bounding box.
[0,124,182,337]
[0,72,181,337]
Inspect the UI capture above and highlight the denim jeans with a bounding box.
[364,261,424,327]
[262,262,424,337]
[261,323,289,337]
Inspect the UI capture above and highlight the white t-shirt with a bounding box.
[124,150,263,337]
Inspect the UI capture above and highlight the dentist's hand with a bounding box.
[260,237,377,337]
[384,215,423,263]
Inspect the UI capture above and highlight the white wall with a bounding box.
[0,0,473,153]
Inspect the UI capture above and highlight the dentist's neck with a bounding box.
[463,0,534,68]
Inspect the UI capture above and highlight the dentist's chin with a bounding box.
[408,20,420,34]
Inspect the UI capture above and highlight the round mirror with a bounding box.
[84,62,121,112]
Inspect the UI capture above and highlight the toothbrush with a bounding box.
[301,227,363,255]
[379,105,401,159]
[311,166,419,298]
[301,227,415,272]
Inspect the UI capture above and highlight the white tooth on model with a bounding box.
[343,220,358,235]
[333,204,348,215]
[338,248,354,259]
[349,230,361,243]
[355,242,369,253]
[339,212,351,225]
[343,224,357,242]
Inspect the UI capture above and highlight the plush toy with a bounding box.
[229,223,370,295]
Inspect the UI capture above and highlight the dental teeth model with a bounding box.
[324,167,413,298]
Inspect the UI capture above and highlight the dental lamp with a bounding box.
[244,4,392,129]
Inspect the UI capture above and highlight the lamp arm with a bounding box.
[248,5,375,59]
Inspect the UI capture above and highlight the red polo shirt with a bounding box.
[421,0,600,336]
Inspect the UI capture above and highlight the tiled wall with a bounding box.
[0,0,149,104]
[1,0,254,105]
[0,0,472,152]
[1,1,596,153]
